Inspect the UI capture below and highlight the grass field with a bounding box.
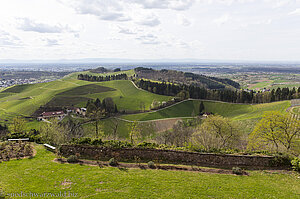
[0,144,299,199]
[57,84,115,96]
[0,74,170,124]
[122,100,291,121]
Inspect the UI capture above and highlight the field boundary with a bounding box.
[60,145,282,169]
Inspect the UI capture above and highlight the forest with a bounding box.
[134,79,300,104]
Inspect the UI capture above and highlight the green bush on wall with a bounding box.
[291,158,300,172]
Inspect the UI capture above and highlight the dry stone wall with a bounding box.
[60,145,278,168]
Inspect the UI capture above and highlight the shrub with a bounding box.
[75,137,92,145]
[0,189,5,199]
[24,144,33,157]
[137,142,158,149]
[91,138,103,146]
[67,155,78,163]
[103,140,133,148]
[232,167,243,175]
[108,158,118,166]
[269,155,291,167]
[291,157,300,172]
[147,161,155,169]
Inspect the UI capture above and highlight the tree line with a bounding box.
[135,79,300,103]
[77,73,128,82]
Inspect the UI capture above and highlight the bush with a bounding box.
[0,189,5,199]
[108,158,118,166]
[269,155,291,167]
[137,142,158,149]
[232,167,243,175]
[67,155,78,163]
[147,161,155,169]
[74,137,92,145]
[24,144,33,157]
[103,140,133,148]
[91,138,103,146]
[291,157,300,172]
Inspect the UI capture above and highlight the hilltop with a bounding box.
[134,67,240,89]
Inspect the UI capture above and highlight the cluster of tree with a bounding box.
[2,117,84,146]
[248,111,300,154]
[0,123,8,139]
[134,67,240,90]
[85,98,118,138]
[77,73,128,82]
[89,67,109,73]
[40,119,84,146]
[0,124,7,131]
[154,112,300,155]
[184,72,240,89]
[135,79,300,104]
[155,120,194,146]
[192,115,242,150]
[154,116,242,150]
[86,98,118,115]
[127,121,155,144]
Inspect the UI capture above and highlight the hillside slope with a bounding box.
[122,100,291,121]
[135,67,240,89]
[0,72,170,121]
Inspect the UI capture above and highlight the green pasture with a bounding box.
[122,100,291,121]
[0,73,170,121]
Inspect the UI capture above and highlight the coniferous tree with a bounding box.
[199,101,205,115]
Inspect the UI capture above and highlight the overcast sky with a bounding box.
[0,0,299,61]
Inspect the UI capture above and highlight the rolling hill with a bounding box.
[0,70,170,122]
[121,100,291,121]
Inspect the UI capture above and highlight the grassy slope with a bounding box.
[0,144,299,199]
[122,100,291,121]
[0,70,170,122]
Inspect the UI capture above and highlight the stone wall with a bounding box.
[60,145,277,168]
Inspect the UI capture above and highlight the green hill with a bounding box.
[122,100,291,121]
[0,70,170,121]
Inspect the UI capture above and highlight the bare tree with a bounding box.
[109,118,119,140]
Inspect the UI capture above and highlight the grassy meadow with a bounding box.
[0,144,299,199]
[0,70,170,124]
[122,100,291,121]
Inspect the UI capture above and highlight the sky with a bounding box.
[0,0,300,61]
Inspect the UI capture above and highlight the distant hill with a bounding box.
[89,67,110,73]
[134,67,240,89]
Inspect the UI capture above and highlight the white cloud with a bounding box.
[61,0,131,21]
[213,14,230,25]
[289,8,300,15]
[169,0,195,10]
[0,30,22,47]
[118,26,137,35]
[17,18,78,34]
[177,14,192,26]
[136,33,161,44]
[130,0,195,10]
[0,0,300,60]
[45,38,60,46]
[137,14,161,27]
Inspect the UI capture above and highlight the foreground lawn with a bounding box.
[0,145,299,198]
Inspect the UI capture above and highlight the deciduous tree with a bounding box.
[248,111,300,153]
